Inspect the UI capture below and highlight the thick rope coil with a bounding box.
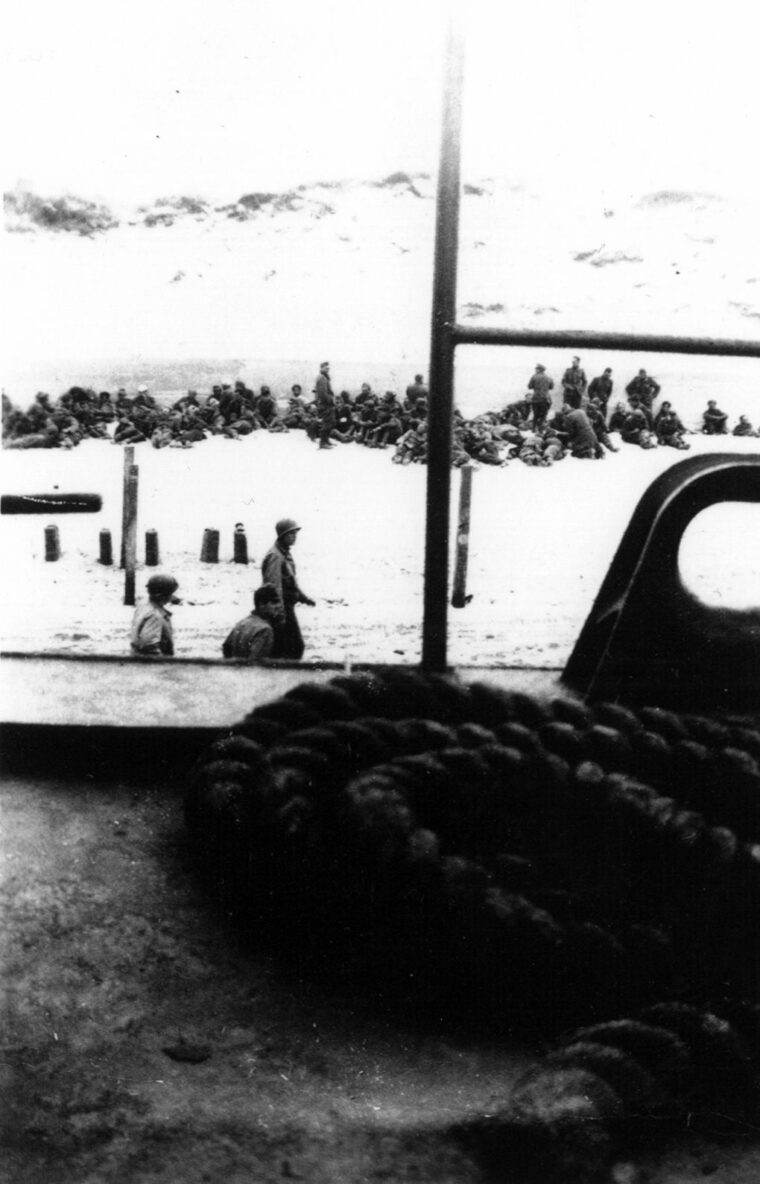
[184,671,760,1175]
[454,1002,760,1182]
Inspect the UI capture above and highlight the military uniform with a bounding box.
[130,602,174,655]
[588,373,613,412]
[314,368,336,447]
[561,364,588,409]
[527,369,554,427]
[262,540,309,659]
[222,613,274,661]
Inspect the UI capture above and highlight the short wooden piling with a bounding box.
[200,528,220,563]
[99,529,113,566]
[123,465,139,606]
[233,524,249,564]
[145,529,159,566]
[451,465,473,608]
[44,525,61,562]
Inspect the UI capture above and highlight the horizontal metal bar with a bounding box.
[451,325,760,358]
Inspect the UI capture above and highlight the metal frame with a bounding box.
[421,23,760,673]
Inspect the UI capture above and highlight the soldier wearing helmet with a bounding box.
[261,519,315,659]
[130,574,180,656]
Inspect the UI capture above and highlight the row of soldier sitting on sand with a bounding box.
[130,519,315,663]
[4,360,758,459]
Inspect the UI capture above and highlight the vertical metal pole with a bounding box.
[422,21,465,671]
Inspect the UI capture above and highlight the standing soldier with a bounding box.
[561,356,588,409]
[526,363,554,429]
[588,367,614,414]
[314,361,336,450]
[625,368,661,409]
[261,519,315,659]
[404,373,429,409]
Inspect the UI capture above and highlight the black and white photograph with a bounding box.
[3,1,760,1180]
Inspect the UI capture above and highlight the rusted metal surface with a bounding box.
[562,453,760,710]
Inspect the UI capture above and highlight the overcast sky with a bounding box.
[4,0,759,206]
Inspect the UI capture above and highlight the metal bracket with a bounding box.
[562,453,760,711]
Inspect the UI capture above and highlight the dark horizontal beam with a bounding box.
[451,325,760,358]
[1,492,103,515]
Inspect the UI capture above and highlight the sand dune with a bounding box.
[5,174,760,387]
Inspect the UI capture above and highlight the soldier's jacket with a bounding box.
[314,372,335,412]
[262,542,307,609]
[527,372,554,400]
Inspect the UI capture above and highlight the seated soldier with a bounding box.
[95,391,116,423]
[733,414,758,437]
[333,392,356,441]
[563,406,605,458]
[586,398,619,452]
[366,402,403,448]
[354,381,374,406]
[654,401,690,449]
[354,396,379,444]
[621,404,657,448]
[283,386,309,429]
[702,400,729,434]
[253,385,285,430]
[607,401,628,433]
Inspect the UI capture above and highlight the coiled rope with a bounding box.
[185,669,760,1179]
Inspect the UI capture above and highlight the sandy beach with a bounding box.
[3,427,759,666]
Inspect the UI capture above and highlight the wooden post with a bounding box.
[451,465,473,608]
[233,524,249,564]
[200,528,220,563]
[99,529,113,566]
[44,525,61,562]
[120,444,135,568]
[123,464,139,606]
[145,529,159,566]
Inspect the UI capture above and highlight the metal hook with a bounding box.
[562,453,760,711]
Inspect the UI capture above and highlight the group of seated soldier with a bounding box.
[2,381,293,450]
[2,388,116,449]
[4,374,759,464]
[119,381,291,447]
[288,381,430,451]
[700,400,759,437]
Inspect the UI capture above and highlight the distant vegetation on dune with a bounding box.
[637,190,721,208]
[5,173,759,363]
[4,190,119,236]
[3,173,437,236]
